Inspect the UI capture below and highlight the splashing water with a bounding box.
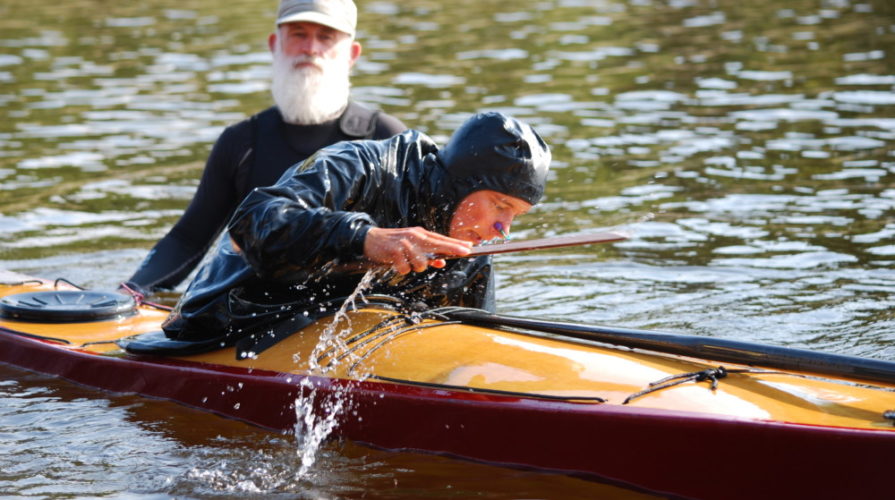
[293,377,346,477]
[307,269,383,374]
[292,268,383,476]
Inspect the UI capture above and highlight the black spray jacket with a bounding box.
[163,131,491,341]
[162,112,550,344]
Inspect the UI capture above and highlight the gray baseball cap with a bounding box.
[276,0,357,37]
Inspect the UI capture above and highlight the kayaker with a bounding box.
[122,0,406,297]
[161,112,551,353]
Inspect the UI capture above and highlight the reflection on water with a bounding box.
[0,365,654,499]
[1,0,894,497]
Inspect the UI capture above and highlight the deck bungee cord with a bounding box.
[344,321,460,376]
[621,366,793,405]
[368,374,608,403]
[0,325,72,345]
[314,313,411,366]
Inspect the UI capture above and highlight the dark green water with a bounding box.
[1,0,893,497]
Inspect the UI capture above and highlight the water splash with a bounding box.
[293,377,347,477]
[292,269,383,476]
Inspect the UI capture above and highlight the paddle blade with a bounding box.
[468,231,628,256]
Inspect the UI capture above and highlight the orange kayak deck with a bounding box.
[2,272,894,500]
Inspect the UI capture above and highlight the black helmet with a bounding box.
[437,112,551,206]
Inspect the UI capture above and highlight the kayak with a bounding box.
[1,269,893,500]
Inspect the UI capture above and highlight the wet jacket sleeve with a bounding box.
[126,124,246,292]
[227,144,379,282]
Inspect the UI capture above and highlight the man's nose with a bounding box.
[297,37,324,56]
[494,220,512,239]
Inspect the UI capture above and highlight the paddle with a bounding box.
[444,309,895,387]
[466,231,627,256]
[325,231,628,274]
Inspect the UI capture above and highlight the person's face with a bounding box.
[448,190,533,244]
[268,21,361,69]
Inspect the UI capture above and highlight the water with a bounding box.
[1,0,894,496]
[293,269,380,477]
[1,366,631,498]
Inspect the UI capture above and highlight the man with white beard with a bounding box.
[124,0,406,296]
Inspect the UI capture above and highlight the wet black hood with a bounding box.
[434,112,551,212]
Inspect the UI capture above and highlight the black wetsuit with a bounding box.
[126,102,406,293]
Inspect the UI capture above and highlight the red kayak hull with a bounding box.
[1,326,892,500]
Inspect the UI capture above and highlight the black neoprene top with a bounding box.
[126,103,406,293]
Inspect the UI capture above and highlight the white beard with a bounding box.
[270,47,352,125]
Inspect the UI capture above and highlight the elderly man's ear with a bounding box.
[348,41,361,65]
